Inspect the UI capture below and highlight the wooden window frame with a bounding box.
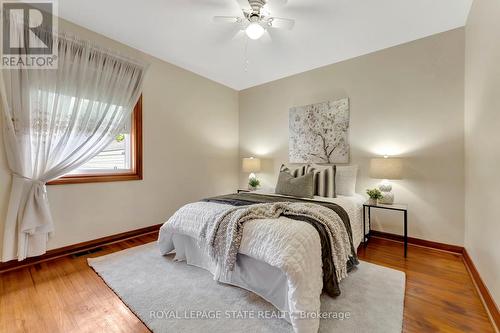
[47,96,143,185]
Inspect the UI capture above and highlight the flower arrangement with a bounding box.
[248,177,260,190]
[366,188,383,204]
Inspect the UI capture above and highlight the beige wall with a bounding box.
[0,19,475,260]
[0,19,239,254]
[239,29,465,245]
[465,0,500,306]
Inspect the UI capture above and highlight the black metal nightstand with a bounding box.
[363,203,408,257]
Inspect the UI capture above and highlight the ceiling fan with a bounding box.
[213,0,295,40]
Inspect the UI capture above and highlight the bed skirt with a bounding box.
[171,233,293,324]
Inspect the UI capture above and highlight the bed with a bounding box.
[157,188,364,333]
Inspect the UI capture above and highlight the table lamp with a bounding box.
[369,156,403,204]
[242,157,261,190]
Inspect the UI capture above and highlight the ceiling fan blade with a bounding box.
[267,17,295,30]
[213,16,243,23]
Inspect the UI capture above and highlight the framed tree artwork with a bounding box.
[289,98,350,163]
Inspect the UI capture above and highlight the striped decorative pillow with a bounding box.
[306,164,336,198]
[280,164,308,178]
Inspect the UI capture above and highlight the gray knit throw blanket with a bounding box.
[200,202,352,281]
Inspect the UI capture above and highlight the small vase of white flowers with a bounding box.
[366,188,383,205]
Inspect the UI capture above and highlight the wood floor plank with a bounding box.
[0,233,495,333]
[362,238,495,333]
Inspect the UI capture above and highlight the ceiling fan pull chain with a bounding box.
[243,38,250,72]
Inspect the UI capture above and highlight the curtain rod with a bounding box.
[3,16,149,70]
[58,33,149,69]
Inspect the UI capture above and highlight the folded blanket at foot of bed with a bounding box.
[202,193,359,297]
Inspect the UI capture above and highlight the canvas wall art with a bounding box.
[289,98,350,163]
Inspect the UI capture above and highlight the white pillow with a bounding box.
[335,165,358,196]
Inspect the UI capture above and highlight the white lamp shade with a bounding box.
[369,158,403,180]
[242,157,261,173]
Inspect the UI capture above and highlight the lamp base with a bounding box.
[378,181,395,204]
[378,191,394,204]
[248,173,259,191]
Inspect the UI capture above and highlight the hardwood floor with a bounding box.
[358,237,495,333]
[0,233,495,333]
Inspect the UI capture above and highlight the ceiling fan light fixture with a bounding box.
[246,22,265,40]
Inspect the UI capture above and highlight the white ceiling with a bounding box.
[59,0,472,90]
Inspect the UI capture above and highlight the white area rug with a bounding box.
[88,242,405,333]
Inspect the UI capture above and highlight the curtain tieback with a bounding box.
[12,173,53,236]
[12,173,47,194]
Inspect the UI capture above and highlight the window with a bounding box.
[48,96,143,185]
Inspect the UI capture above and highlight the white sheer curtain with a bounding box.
[0,33,147,261]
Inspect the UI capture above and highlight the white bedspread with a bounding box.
[158,192,364,333]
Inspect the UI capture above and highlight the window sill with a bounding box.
[47,172,142,185]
